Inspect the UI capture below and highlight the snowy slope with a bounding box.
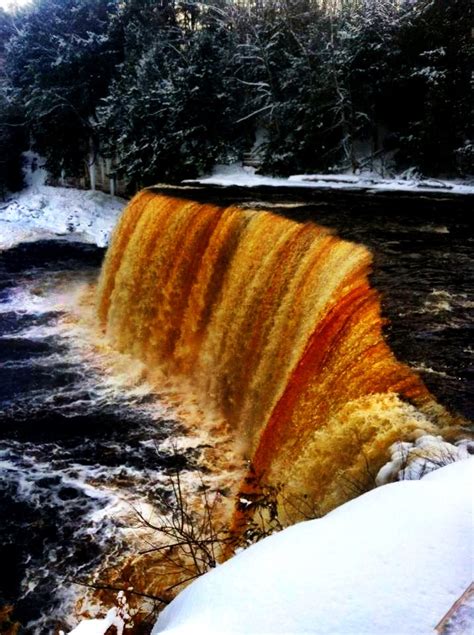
[0,154,126,251]
[152,458,474,635]
[0,186,126,251]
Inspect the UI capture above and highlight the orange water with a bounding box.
[97,192,452,519]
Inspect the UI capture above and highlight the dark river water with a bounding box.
[0,242,196,634]
[0,190,472,633]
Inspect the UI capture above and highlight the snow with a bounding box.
[0,153,126,251]
[187,163,297,188]
[440,585,474,634]
[186,163,474,195]
[0,0,32,10]
[63,591,133,635]
[152,458,474,635]
[375,434,474,485]
[0,185,125,250]
[2,155,471,255]
[62,608,124,635]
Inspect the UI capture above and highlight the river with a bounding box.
[0,189,472,632]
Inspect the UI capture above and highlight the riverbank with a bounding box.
[186,164,474,196]
[0,185,125,252]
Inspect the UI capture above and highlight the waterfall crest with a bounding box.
[98,193,452,517]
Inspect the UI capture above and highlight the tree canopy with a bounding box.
[0,0,472,192]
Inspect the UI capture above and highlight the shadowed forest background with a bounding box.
[0,0,472,195]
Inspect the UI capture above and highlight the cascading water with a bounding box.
[98,193,459,521]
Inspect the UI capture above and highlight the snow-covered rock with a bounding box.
[62,607,124,635]
[63,591,133,635]
[152,458,474,635]
[376,434,474,485]
[0,185,126,251]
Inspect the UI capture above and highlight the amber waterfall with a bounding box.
[97,191,452,522]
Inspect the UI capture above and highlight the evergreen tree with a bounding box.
[341,1,401,173]
[98,2,246,187]
[230,1,335,174]
[4,0,120,179]
[230,1,379,174]
[1,0,471,187]
[0,82,26,196]
[385,0,473,176]
[0,7,27,194]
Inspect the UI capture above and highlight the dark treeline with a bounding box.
[0,0,472,193]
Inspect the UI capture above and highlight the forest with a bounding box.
[0,0,472,194]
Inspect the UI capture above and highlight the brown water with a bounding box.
[97,193,460,520]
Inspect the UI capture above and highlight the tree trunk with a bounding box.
[88,137,96,191]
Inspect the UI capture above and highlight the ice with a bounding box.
[63,608,124,635]
[375,434,474,484]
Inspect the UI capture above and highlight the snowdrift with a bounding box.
[152,458,473,635]
[0,185,125,251]
[188,164,474,195]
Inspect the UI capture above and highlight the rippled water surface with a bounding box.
[0,242,194,633]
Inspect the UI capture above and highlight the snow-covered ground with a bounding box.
[0,186,125,250]
[151,458,473,635]
[0,153,126,251]
[186,163,474,195]
[62,607,126,635]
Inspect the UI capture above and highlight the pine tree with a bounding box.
[386,0,473,176]
[0,7,27,194]
[4,0,120,179]
[2,0,471,187]
[98,2,245,187]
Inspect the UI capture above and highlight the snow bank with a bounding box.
[63,592,132,635]
[152,458,474,635]
[187,164,299,188]
[187,163,474,195]
[0,186,126,250]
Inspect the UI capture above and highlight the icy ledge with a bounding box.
[0,185,126,251]
[151,458,473,635]
[62,608,124,635]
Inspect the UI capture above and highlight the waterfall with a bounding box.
[97,192,454,520]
